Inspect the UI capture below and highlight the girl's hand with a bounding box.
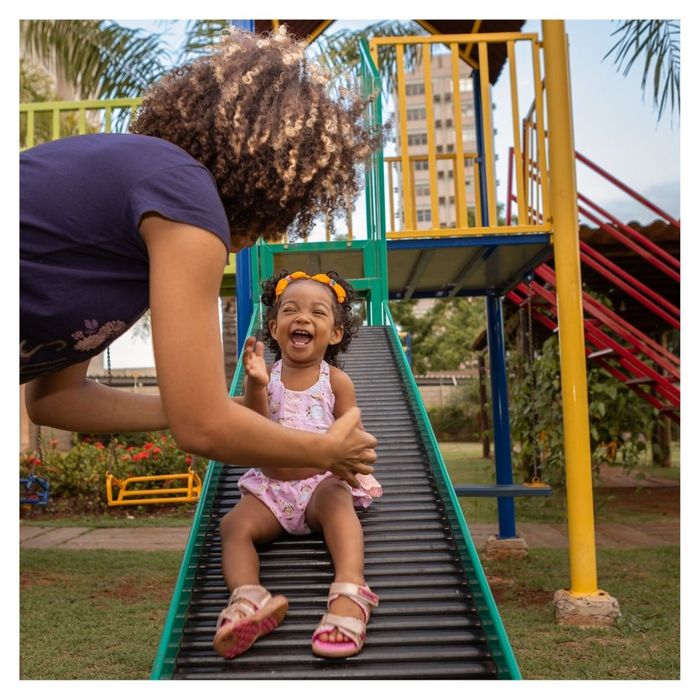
[242,336,268,387]
[322,407,377,488]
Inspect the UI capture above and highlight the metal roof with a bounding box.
[252,20,526,84]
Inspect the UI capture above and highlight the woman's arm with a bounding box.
[25,359,169,434]
[140,215,376,484]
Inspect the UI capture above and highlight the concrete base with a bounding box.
[553,589,621,627]
[484,534,528,560]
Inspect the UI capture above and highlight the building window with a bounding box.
[434,94,441,103]
[415,160,429,171]
[459,78,472,92]
[406,83,425,96]
[408,133,428,146]
[416,209,432,222]
[407,107,426,120]
[435,119,442,129]
[445,119,453,128]
[444,93,452,102]
[446,144,454,153]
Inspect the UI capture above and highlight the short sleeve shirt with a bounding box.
[20,133,231,383]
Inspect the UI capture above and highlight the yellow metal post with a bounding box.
[542,21,598,595]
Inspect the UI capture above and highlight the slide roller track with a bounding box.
[158,325,517,679]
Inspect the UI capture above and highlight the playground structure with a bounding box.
[19,19,679,678]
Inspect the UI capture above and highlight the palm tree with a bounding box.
[604,20,680,123]
[20,20,169,101]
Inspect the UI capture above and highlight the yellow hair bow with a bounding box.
[274,271,347,303]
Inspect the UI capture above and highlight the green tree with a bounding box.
[390,297,485,374]
[604,19,680,123]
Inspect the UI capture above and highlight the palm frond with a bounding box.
[309,20,427,100]
[604,19,680,123]
[177,20,230,63]
[20,20,170,100]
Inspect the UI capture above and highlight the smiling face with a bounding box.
[269,280,344,366]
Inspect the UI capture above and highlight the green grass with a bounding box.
[20,550,181,680]
[484,547,680,679]
[20,506,196,529]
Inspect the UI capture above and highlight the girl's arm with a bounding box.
[139,215,376,485]
[239,336,271,418]
[330,366,361,423]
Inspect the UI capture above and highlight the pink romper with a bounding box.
[237,360,382,535]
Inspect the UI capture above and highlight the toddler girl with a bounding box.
[214,270,382,661]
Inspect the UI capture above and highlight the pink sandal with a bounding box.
[213,584,288,659]
[311,582,379,658]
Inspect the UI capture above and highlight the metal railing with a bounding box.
[20,97,143,150]
[369,31,551,238]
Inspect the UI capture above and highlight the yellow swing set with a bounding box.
[102,349,202,507]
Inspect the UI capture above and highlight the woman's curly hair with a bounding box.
[130,25,384,245]
[260,269,359,368]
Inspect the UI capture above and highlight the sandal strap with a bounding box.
[314,613,366,647]
[327,582,379,623]
[217,584,272,629]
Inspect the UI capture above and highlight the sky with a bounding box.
[107,13,683,369]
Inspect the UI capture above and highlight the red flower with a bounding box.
[144,442,154,450]
[184,456,192,465]
[94,442,105,449]
[151,447,162,455]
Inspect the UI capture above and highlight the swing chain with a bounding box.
[106,347,118,474]
[526,282,542,484]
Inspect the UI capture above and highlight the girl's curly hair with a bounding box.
[260,270,359,368]
[130,25,385,245]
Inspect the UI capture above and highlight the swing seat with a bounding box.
[20,475,50,505]
[106,468,202,506]
[454,482,552,497]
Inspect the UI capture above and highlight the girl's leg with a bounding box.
[214,494,287,659]
[220,493,284,591]
[306,478,366,644]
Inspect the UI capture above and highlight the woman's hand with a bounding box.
[242,336,269,387]
[322,407,377,488]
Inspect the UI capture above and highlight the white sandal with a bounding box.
[311,582,379,658]
[213,584,288,660]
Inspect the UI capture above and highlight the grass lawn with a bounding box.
[484,547,680,679]
[20,550,181,680]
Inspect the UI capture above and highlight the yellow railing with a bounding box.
[20,97,143,150]
[370,32,552,238]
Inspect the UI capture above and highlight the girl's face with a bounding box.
[269,280,343,365]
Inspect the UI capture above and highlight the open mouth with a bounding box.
[290,329,313,348]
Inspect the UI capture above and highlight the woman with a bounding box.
[20,25,381,485]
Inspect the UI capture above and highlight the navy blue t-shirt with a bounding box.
[20,133,231,383]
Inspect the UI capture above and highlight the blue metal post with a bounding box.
[235,248,253,356]
[474,70,517,539]
[485,296,517,538]
[230,20,256,356]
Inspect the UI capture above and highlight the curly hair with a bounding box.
[260,270,359,368]
[130,25,384,245]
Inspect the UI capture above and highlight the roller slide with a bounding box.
[151,316,520,680]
